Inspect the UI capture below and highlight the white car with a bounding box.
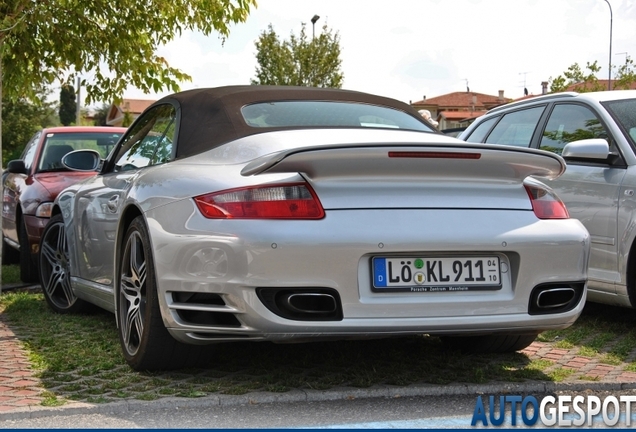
[39,86,590,370]
[460,90,636,309]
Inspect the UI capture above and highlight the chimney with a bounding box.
[422,95,426,101]
[541,81,548,95]
[498,90,504,100]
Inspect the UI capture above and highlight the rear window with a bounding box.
[241,101,434,132]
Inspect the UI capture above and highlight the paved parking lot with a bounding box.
[3,284,636,418]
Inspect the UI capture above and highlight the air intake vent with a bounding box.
[170,292,241,327]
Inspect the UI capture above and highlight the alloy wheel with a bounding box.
[40,217,76,309]
[119,230,148,357]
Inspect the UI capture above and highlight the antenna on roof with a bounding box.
[519,71,530,96]
[463,79,469,92]
[616,52,629,65]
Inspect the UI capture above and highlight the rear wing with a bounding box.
[241,143,566,182]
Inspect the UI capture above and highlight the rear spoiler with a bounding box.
[241,143,566,182]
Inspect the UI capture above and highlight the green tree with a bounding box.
[122,111,134,127]
[251,23,344,88]
[0,0,256,104]
[548,59,636,93]
[2,90,56,165]
[549,61,605,93]
[59,84,77,126]
[92,103,111,126]
[613,57,636,90]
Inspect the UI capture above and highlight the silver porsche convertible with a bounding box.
[39,86,590,371]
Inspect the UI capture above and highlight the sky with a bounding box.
[122,0,636,105]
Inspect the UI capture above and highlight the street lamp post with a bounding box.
[603,0,613,90]
[311,15,320,39]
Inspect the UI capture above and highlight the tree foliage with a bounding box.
[122,111,134,127]
[0,0,256,104]
[614,58,636,90]
[91,103,111,126]
[59,84,77,126]
[549,61,604,93]
[2,90,56,165]
[549,59,636,93]
[251,23,344,88]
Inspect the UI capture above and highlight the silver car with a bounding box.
[39,86,589,371]
[459,90,636,309]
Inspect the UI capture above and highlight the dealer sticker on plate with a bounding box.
[372,256,501,292]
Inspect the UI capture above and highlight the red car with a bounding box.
[2,126,127,282]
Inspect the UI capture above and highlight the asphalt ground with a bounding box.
[2,283,636,421]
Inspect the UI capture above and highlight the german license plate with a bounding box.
[372,256,501,292]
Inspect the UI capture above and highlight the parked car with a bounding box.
[39,86,589,371]
[441,127,466,137]
[2,126,127,282]
[459,90,636,309]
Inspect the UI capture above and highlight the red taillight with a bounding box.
[194,183,325,219]
[524,183,569,219]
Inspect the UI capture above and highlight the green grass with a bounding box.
[548,367,576,382]
[1,264,21,285]
[3,282,636,407]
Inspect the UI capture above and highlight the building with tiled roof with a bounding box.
[511,80,636,102]
[565,79,636,92]
[106,99,156,127]
[411,90,511,130]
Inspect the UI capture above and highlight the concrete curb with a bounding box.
[0,283,40,293]
[3,381,636,421]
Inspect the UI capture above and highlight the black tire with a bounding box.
[2,233,20,265]
[39,214,88,314]
[118,216,205,371]
[441,333,538,354]
[19,220,38,283]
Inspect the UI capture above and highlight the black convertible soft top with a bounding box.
[152,85,434,159]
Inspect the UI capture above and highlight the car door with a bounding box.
[2,132,41,243]
[538,103,626,293]
[73,104,178,285]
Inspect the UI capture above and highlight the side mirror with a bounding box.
[62,149,101,171]
[6,160,27,175]
[562,138,610,161]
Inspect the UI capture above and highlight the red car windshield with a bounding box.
[37,132,123,172]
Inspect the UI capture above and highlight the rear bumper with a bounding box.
[144,203,590,344]
[176,310,584,344]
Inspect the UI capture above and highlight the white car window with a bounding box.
[540,104,609,155]
[464,116,498,143]
[484,106,545,147]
